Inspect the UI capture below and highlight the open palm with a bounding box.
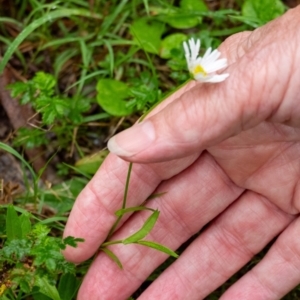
[63,6,300,300]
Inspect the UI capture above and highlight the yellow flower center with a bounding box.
[193,65,207,77]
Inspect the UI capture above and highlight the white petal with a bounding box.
[184,37,229,83]
[188,38,200,61]
[183,41,190,57]
[204,58,228,73]
[202,47,212,60]
[193,57,202,66]
[188,38,195,53]
[205,73,229,83]
[195,39,201,52]
[194,73,207,82]
[203,49,221,64]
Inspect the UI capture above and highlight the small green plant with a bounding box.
[8,72,91,150]
[0,205,83,299]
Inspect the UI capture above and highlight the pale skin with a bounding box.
[63,6,300,299]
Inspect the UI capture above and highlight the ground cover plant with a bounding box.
[0,0,299,299]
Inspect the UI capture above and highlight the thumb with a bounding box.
[107,8,300,163]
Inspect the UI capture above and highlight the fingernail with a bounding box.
[107,120,155,157]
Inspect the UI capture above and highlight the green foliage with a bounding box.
[101,248,123,269]
[157,0,208,29]
[135,240,178,258]
[101,205,178,269]
[97,71,162,116]
[58,273,80,300]
[127,71,161,112]
[96,79,134,117]
[130,18,165,54]
[6,205,23,241]
[0,205,83,299]
[233,0,286,27]
[42,177,89,215]
[35,277,61,300]
[243,0,285,25]
[115,206,155,217]
[74,150,109,175]
[123,210,160,244]
[160,33,188,59]
[13,127,49,149]
[8,72,91,126]
[0,7,102,74]
[7,72,91,152]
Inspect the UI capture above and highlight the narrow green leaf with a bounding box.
[143,0,150,15]
[54,48,78,79]
[58,273,80,300]
[146,192,167,200]
[0,17,23,28]
[19,213,31,238]
[103,40,114,77]
[115,206,155,217]
[0,8,102,74]
[35,277,61,300]
[136,240,178,258]
[37,150,58,182]
[32,292,52,300]
[123,210,159,244]
[77,39,92,94]
[19,280,31,293]
[1,204,41,221]
[62,163,92,179]
[82,112,110,123]
[99,0,128,35]
[101,247,123,269]
[6,205,22,241]
[39,216,69,224]
[41,35,93,50]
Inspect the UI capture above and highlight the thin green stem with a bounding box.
[101,239,123,247]
[106,162,133,239]
[122,162,133,209]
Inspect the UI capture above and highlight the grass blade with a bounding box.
[0,8,102,74]
[115,206,155,217]
[6,205,22,241]
[136,240,178,258]
[101,247,123,269]
[123,210,159,244]
[0,142,38,197]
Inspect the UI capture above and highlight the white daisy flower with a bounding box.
[183,38,229,83]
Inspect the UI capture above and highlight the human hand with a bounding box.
[63,6,300,299]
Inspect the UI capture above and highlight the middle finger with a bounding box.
[77,152,243,299]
